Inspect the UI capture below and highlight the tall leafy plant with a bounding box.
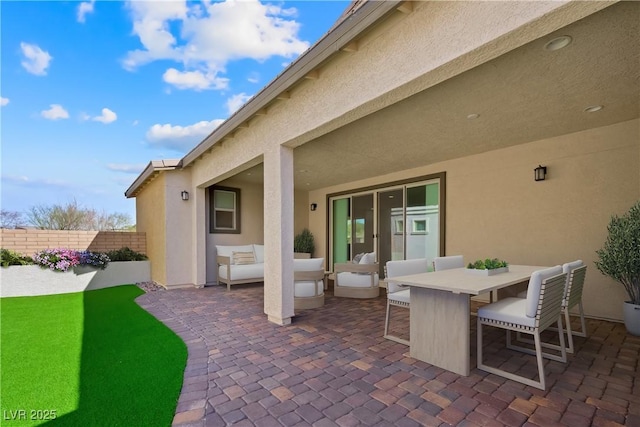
[595,201,640,304]
[294,228,315,256]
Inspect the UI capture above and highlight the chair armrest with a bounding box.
[334,263,378,288]
[294,270,325,297]
[334,263,378,274]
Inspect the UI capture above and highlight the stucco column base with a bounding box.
[267,315,292,326]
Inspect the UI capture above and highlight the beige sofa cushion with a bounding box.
[216,244,255,259]
[233,251,255,265]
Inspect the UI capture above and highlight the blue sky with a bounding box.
[1,0,349,224]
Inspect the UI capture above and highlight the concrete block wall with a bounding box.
[0,229,146,256]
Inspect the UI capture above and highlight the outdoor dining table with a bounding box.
[385,265,547,376]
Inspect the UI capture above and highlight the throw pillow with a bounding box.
[232,251,255,265]
[352,252,365,264]
[359,252,375,265]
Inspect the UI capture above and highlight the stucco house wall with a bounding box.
[164,169,194,287]
[136,173,167,285]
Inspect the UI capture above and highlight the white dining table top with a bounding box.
[386,265,549,295]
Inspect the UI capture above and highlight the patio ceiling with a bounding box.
[233,2,639,190]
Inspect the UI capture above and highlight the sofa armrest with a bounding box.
[334,263,379,288]
[217,255,231,266]
[217,256,232,287]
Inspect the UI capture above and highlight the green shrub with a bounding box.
[105,247,148,262]
[1,249,34,267]
[467,258,508,270]
[294,228,315,255]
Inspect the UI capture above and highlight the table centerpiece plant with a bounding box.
[466,258,509,276]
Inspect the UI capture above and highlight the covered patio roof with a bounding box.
[225,2,638,190]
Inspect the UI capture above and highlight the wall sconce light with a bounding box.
[534,165,547,182]
[310,203,318,211]
[181,190,190,201]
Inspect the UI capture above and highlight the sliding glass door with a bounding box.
[329,176,443,275]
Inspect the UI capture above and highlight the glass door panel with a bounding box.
[377,188,404,276]
[351,194,374,258]
[405,183,439,267]
[332,198,350,265]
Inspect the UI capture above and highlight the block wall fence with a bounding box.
[0,229,146,256]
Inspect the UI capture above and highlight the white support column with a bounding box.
[263,144,295,325]
[193,186,207,288]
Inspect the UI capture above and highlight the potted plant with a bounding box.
[294,228,315,258]
[595,201,640,336]
[466,258,509,276]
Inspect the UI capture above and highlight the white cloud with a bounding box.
[132,120,139,126]
[106,163,146,174]
[226,93,252,115]
[77,0,95,23]
[2,174,70,189]
[162,68,228,91]
[20,42,53,76]
[1,97,9,107]
[93,108,117,124]
[146,118,224,151]
[123,0,309,91]
[41,104,69,120]
[247,72,260,84]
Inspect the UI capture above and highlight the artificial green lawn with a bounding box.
[1,285,187,426]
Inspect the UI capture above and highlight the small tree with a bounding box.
[0,210,25,229]
[595,201,640,305]
[294,228,315,256]
[27,200,132,231]
[27,200,86,230]
[87,211,131,231]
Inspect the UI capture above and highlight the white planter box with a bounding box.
[465,266,509,276]
[0,261,151,297]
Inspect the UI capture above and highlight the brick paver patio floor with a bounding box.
[136,284,639,427]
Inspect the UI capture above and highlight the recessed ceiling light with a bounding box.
[246,172,252,176]
[467,113,480,120]
[544,35,572,51]
[298,169,308,173]
[584,105,603,113]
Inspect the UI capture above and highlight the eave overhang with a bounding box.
[124,159,181,198]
